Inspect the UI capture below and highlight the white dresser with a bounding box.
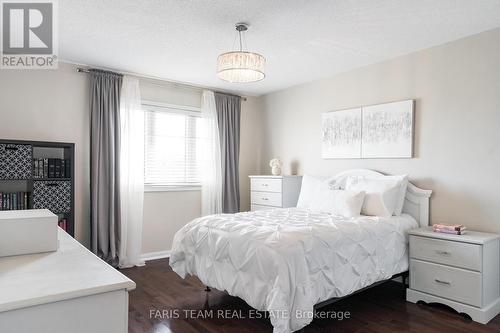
[406,227,500,324]
[249,175,302,211]
[0,229,136,333]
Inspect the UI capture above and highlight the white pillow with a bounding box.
[380,175,408,215]
[296,174,323,209]
[343,174,408,215]
[345,177,401,217]
[309,182,365,217]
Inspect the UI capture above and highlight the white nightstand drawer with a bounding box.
[410,259,482,307]
[410,235,482,271]
[251,191,282,207]
[251,178,282,193]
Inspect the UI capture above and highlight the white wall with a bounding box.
[239,96,265,213]
[261,28,500,233]
[0,63,264,253]
[0,62,91,245]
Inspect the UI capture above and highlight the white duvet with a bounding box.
[170,208,417,333]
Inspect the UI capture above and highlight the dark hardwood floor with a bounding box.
[122,259,500,333]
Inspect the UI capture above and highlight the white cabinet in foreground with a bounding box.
[0,228,136,333]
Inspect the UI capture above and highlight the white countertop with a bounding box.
[0,229,136,313]
[0,209,55,220]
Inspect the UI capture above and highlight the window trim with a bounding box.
[144,184,201,192]
[142,100,203,192]
[142,100,201,116]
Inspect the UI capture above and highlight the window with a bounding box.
[143,102,206,190]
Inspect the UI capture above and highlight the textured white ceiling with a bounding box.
[60,0,500,96]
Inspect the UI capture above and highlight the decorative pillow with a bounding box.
[309,182,366,217]
[345,177,401,217]
[330,190,366,217]
[296,174,323,209]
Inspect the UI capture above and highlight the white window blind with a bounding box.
[144,104,206,187]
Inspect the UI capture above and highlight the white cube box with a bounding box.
[0,209,58,257]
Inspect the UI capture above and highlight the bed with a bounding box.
[170,169,432,333]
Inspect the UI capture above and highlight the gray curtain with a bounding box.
[90,69,123,265]
[214,92,241,213]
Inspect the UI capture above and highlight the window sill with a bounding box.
[144,184,201,192]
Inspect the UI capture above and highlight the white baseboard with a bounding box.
[141,250,171,262]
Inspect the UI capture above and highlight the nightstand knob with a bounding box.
[434,278,451,285]
[435,250,451,256]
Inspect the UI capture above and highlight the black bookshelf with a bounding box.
[0,139,75,237]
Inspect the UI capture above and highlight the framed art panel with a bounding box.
[361,100,414,158]
[321,108,362,159]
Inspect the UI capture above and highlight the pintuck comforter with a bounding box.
[170,208,417,333]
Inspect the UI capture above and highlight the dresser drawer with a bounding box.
[251,191,282,207]
[251,178,282,193]
[251,204,273,211]
[410,259,482,307]
[410,235,482,271]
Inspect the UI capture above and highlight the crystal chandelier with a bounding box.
[217,23,266,83]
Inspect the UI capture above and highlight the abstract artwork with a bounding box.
[362,100,413,158]
[321,100,413,159]
[321,108,362,158]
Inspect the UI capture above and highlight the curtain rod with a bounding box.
[76,67,248,101]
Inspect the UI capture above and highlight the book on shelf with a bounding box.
[0,192,29,210]
[58,218,68,231]
[34,159,39,178]
[48,158,55,178]
[61,159,66,178]
[33,158,71,179]
[65,159,70,177]
[43,158,48,178]
[432,223,466,235]
[55,159,61,178]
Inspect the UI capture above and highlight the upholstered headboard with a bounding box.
[333,169,432,227]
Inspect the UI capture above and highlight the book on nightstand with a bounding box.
[433,223,466,235]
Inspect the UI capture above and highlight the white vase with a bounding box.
[271,166,281,176]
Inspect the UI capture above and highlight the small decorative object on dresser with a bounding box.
[269,158,282,176]
[407,227,500,324]
[249,175,302,211]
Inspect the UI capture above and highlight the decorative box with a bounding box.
[33,180,72,213]
[0,209,58,257]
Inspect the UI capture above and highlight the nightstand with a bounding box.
[406,227,500,323]
[249,175,302,211]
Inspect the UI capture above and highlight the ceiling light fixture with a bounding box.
[217,23,266,83]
